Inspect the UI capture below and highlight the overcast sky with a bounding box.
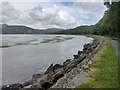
[0,0,107,29]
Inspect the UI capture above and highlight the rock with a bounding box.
[93,44,97,48]
[45,63,54,74]
[53,68,65,83]
[63,59,72,67]
[2,83,23,90]
[22,80,33,87]
[73,55,79,59]
[24,84,32,88]
[37,68,64,89]
[53,73,64,83]
[78,51,82,55]
[64,55,86,73]
[53,64,62,71]
[30,84,38,88]
[83,44,87,49]
[42,82,53,89]
[36,73,54,88]
[83,65,89,71]
[75,54,86,65]
[32,73,42,80]
[2,85,10,90]
[83,44,91,51]
[88,60,92,65]
[64,62,77,73]
[45,63,62,74]
[36,74,49,88]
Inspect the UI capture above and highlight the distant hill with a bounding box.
[57,25,94,35]
[0,24,64,34]
[35,28,64,34]
[58,1,120,37]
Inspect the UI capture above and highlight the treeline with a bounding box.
[58,1,120,37]
[57,25,94,35]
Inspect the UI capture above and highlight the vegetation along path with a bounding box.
[76,37,118,88]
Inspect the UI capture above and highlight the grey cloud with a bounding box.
[1,2,20,23]
[1,2,106,29]
[20,3,77,29]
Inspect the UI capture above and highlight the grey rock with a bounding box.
[22,80,33,87]
[78,51,82,55]
[53,74,64,83]
[73,55,79,59]
[42,82,53,89]
[45,63,54,74]
[32,73,42,80]
[53,64,62,71]
[2,83,23,90]
[63,59,72,67]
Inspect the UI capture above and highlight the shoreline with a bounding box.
[51,36,103,88]
[2,35,103,89]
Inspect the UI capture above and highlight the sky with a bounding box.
[0,0,107,29]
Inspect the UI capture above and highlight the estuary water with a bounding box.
[0,34,93,85]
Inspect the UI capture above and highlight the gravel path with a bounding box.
[110,39,119,59]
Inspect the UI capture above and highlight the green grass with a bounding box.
[77,38,118,88]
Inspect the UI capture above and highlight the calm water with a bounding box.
[1,34,93,85]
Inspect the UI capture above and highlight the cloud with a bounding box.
[1,2,20,23]
[0,2,107,29]
[74,2,103,10]
[2,0,104,2]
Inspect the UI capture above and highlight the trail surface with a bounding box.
[110,39,118,58]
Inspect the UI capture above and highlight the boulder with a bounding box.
[63,59,72,67]
[42,82,53,89]
[45,63,54,74]
[45,63,62,74]
[22,80,33,87]
[78,51,82,55]
[64,62,77,73]
[76,54,86,64]
[53,74,64,83]
[64,52,87,73]
[32,73,42,80]
[83,44,91,51]
[93,44,97,48]
[30,84,38,88]
[53,64,62,71]
[53,68,65,83]
[83,65,89,71]
[36,73,54,88]
[2,83,23,90]
[73,55,79,59]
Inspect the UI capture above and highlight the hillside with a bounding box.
[0,24,63,34]
[59,1,120,37]
[92,1,120,37]
[57,25,94,35]
[1,24,35,34]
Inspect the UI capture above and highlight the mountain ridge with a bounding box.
[0,24,64,34]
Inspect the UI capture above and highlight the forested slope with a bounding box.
[58,1,120,37]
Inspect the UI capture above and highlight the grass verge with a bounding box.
[76,38,118,88]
